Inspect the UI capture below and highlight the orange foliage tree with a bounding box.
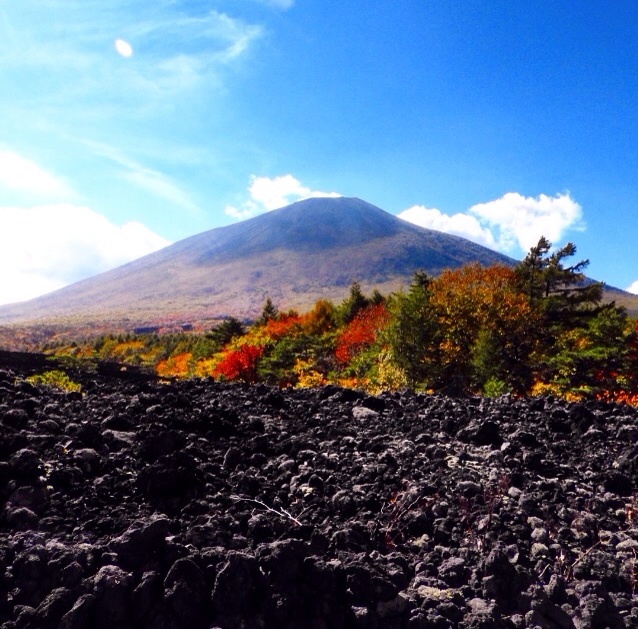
[299,299,336,336]
[261,312,302,341]
[156,352,193,378]
[430,264,540,393]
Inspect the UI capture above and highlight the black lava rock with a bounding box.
[0,359,636,628]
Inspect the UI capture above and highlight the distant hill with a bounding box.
[0,197,634,332]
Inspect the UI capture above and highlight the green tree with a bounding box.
[339,281,370,324]
[256,297,279,326]
[370,289,386,306]
[515,237,603,330]
[207,317,245,348]
[384,271,440,389]
[258,336,307,386]
[544,304,632,397]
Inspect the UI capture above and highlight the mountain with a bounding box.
[0,197,541,329]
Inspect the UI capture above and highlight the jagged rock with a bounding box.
[0,357,636,628]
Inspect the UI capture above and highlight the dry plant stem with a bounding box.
[568,540,602,577]
[230,494,303,526]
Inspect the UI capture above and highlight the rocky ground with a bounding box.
[0,353,637,628]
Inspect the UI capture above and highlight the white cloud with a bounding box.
[114,38,133,58]
[399,192,584,255]
[398,205,497,249]
[225,174,341,219]
[0,149,74,199]
[626,281,638,295]
[468,192,583,252]
[119,10,263,91]
[0,204,170,305]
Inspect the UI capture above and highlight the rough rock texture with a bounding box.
[0,357,637,628]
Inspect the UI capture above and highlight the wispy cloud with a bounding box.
[0,204,170,306]
[0,2,263,118]
[252,0,296,9]
[399,192,584,254]
[225,174,341,219]
[123,10,263,83]
[85,141,201,214]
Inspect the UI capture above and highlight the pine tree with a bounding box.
[384,271,439,388]
[257,297,279,326]
[207,317,245,348]
[515,237,603,330]
[339,282,369,324]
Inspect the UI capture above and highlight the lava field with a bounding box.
[0,355,637,628]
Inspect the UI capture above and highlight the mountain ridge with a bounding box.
[0,196,632,330]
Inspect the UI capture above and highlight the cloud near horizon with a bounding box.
[0,204,171,306]
[399,192,584,255]
[626,281,638,295]
[0,149,75,200]
[398,206,498,249]
[0,149,170,306]
[225,174,341,219]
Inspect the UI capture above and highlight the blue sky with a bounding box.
[1,0,638,305]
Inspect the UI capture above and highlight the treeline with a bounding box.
[45,237,638,404]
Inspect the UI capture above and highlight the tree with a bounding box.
[541,304,633,398]
[207,317,245,348]
[515,237,603,330]
[384,271,440,389]
[212,345,263,383]
[300,299,337,336]
[339,282,370,324]
[514,237,635,397]
[256,297,279,326]
[335,303,390,365]
[258,335,308,386]
[430,264,539,395]
[370,289,386,306]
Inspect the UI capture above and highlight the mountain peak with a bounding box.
[0,196,515,327]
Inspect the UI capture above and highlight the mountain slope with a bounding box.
[0,197,521,327]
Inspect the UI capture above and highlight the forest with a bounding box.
[42,237,638,404]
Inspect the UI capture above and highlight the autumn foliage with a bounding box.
[261,313,302,341]
[211,345,263,383]
[156,352,192,378]
[335,303,390,365]
[41,238,638,405]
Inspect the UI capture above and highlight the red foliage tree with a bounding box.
[335,303,390,365]
[212,345,263,383]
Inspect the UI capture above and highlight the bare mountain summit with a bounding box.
[0,197,515,327]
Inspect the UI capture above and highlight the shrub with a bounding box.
[26,370,81,393]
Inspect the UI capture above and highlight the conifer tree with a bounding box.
[515,237,603,330]
[257,297,279,326]
[339,282,369,324]
[384,271,439,388]
[207,317,245,348]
